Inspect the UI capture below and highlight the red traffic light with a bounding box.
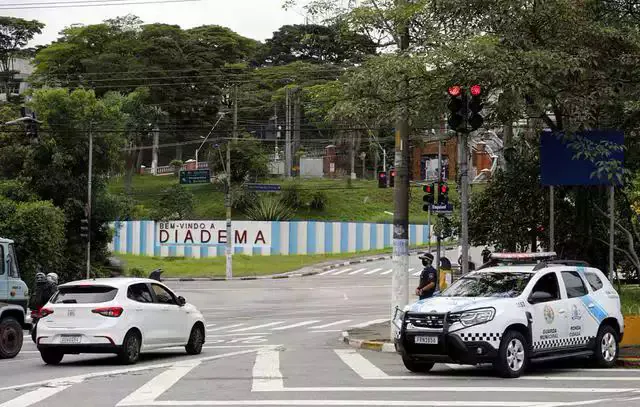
[448,86,462,97]
[423,185,433,193]
[390,170,396,177]
[470,84,482,96]
[378,172,386,178]
[440,184,448,194]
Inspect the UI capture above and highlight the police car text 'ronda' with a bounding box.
[393,252,624,378]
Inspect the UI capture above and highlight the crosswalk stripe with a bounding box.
[408,268,415,272]
[350,319,388,329]
[318,269,337,276]
[229,322,286,332]
[332,268,352,275]
[335,349,388,379]
[348,268,367,275]
[380,269,393,275]
[271,320,321,331]
[310,319,352,329]
[0,384,71,407]
[207,323,245,332]
[205,324,217,328]
[412,271,421,276]
[363,268,382,275]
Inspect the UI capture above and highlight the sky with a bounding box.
[2,0,307,46]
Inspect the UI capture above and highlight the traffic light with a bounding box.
[438,182,449,205]
[389,169,396,187]
[468,84,484,131]
[80,218,89,241]
[378,171,387,188]
[422,183,435,211]
[447,85,466,132]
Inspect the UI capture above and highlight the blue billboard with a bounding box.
[540,130,624,186]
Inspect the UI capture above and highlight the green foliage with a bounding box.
[309,190,328,210]
[208,137,269,183]
[244,196,294,221]
[229,186,257,211]
[281,184,304,209]
[0,180,38,202]
[0,200,66,286]
[128,267,145,277]
[152,184,195,220]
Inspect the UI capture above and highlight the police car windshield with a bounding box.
[441,272,532,298]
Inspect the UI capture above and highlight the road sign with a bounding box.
[179,169,210,184]
[430,203,453,214]
[246,183,282,192]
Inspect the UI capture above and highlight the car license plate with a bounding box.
[60,335,81,344]
[414,336,438,345]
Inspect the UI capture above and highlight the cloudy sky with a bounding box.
[3,0,307,46]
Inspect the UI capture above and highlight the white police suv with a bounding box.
[393,252,624,378]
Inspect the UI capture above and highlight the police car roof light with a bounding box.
[489,252,557,261]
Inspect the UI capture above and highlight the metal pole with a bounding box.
[391,0,410,339]
[428,206,432,254]
[435,139,442,284]
[233,84,238,140]
[86,124,93,279]
[383,148,387,186]
[550,186,555,251]
[151,126,159,175]
[225,141,233,280]
[609,186,615,280]
[285,89,292,179]
[460,131,469,274]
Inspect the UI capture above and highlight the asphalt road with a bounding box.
[3,255,640,407]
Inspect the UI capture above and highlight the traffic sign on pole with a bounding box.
[179,169,211,184]
[246,183,282,192]
[430,203,454,214]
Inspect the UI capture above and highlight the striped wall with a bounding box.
[109,221,434,258]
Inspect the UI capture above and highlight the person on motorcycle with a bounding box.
[46,272,58,288]
[29,271,50,311]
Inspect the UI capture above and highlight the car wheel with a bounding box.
[185,324,205,355]
[31,321,37,344]
[0,317,23,359]
[593,324,619,368]
[401,353,435,373]
[40,349,64,365]
[494,330,528,378]
[118,330,142,365]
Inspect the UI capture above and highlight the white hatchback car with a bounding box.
[36,278,206,365]
[395,253,624,378]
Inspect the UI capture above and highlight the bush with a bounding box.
[281,184,304,209]
[170,159,184,176]
[230,185,258,211]
[244,196,294,221]
[128,267,145,277]
[152,184,195,220]
[309,190,328,210]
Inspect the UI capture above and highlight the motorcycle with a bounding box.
[30,307,42,344]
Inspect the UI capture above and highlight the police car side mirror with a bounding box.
[528,291,554,304]
[177,296,186,306]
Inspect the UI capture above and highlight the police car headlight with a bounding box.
[459,308,495,327]
[393,308,405,329]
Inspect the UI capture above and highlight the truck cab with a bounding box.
[0,237,29,358]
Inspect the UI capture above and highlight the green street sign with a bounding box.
[179,169,210,184]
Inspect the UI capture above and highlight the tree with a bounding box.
[0,17,44,102]
[208,136,269,183]
[152,184,194,220]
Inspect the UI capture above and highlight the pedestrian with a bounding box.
[416,253,437,300]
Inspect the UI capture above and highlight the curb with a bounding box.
[617,358,640,368]
[341,330,396,353]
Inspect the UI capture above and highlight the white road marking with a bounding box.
[123,401,558,406]
[0,384,71,407]
[350,319,388,329]
[310,320,352,329]
[117,360,201,406]
[207,333,272,337]
[310,329,343,333]
[318,269,337,276]
[380,269,393,275]
[205,324,216,328]
[348,268,367,275]
[256,386,635,393]
[370,375,640,382]
[363,268,382,275]
[412,271,421,276]
[271,320,321,331]
[251,349,284,392]
[229,322,285,332]
[207,323,245,332]
[332,268,352,275]
[408,268,415,272]
[334,349,388,379]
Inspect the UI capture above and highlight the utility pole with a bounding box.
[151,126,159,175]
[225,85,239,280]
[86,123,93,279]
[460,131,470,274]
[391,0,411,339]
[233,84,238,139]
[294,91,301,176]
[435,139,443,284]
[285,88,292,179]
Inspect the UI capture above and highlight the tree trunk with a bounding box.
[135,147,144,170]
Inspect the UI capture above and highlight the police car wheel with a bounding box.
[401,354,435,373]
[494,330,528,378]
[593,324,618,368]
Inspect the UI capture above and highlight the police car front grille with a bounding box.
[406,313,445,330]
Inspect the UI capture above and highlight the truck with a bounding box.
[0,237,29,358]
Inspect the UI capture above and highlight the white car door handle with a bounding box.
[135,308,143,312]
[588,303,595,309]
[558,309,566,314]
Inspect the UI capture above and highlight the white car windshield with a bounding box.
[441,272,532,298]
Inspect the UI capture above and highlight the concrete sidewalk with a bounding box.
[342,321,640,367]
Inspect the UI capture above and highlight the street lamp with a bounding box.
[195,112,226,167]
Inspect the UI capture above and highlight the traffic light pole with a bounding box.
[460,131,470,275]
[86,123,93,279]
[435,139,442,289]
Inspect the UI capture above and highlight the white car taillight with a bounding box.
[91,307,123,317]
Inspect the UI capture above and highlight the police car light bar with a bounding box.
[490,252,557,261]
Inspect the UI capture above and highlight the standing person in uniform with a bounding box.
[416,253,437,300]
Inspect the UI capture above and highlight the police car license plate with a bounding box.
[60,335,81,344]
[414,336,438,345]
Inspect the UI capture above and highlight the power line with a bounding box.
[0,0,201,9]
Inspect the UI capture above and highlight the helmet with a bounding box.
[35,272,46,284]
[46,272,58,285]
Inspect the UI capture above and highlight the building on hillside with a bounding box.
[0,58,34,102]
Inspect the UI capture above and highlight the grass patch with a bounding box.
[116,244,442,278]
[621,285,640,316]
[108,175,456,223]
